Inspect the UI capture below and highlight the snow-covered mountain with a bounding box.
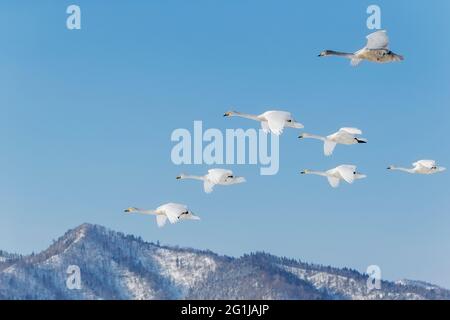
[1,223,448,300]
[0,250,20,265]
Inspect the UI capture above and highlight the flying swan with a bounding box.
[223,110,304,135]
[387,160,446,175]
[124,203,200,228]
[299,127,367,156]
[318,30,404,66]
[300,165,367,188]
[176,168,246,193]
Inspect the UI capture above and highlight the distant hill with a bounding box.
[1,223,448,300]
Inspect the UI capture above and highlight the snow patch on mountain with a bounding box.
[153,248,217,292]
[1,224,448,300]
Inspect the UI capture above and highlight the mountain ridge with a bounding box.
[1,223,448,300]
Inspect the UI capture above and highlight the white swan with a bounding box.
[176,168,246,193]
[318,30,403,66]
[299,127,367,156]
[300,165,367,188]
[223,110,304,135]
[387,160,446,175]
[124,203,200,228]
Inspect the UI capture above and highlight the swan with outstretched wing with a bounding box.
[318,30,403,66]
[124,203,200,228]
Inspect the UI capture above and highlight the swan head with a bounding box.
[124,207,139,213]
[223,111,237,117]
[355,172,367,179]
[300,169,310,174]
[318,50,332,57]
[298,133,311,139]
[387,165,394,170]
[176,174,184,180]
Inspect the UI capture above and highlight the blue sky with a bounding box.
[1,0,450,287]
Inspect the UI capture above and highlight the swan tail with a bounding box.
[287,121,304,129]
[355,173,367,180]
[234,177,246,184]
[356,138,368,144]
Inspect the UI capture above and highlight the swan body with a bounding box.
[299,127,367,156]
[124,203,200,228]
[300,165,367,188]
[177,168,245,193]
[223,110,304,135]
[387,160,446,175]
[318,30,403,66]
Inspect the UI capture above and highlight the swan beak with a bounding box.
[298,135,303,139]
[387,167,392,170]
[124,209,130,213]
[176,176,181,180]
[300,171,306,174]
[223,113,229,117]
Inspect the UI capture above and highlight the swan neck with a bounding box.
[392,167,415,173]
[307,170,328,177]
[181,174,205,181]
[324,50,354,58]
[135,209,157,215]
[302,133,325,141]
[233,112,260,121]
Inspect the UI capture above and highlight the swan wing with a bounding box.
[203,181,215,193]
[207,169,232,184]
[336,165,356,184]
[365,30,389,49]
[324,140,337,156]
[267,117,286,135]
[350,58,363,66]
[263,111,291,135]
[161,203,186,223]
[161,203,188,211]
[413,160,436,169]
[156,215,168,228]
[327,176,340,188]
[261,121,270,133]
[164,211,180,224]
[339,127,362,135]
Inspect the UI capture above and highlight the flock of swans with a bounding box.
[124,30,445,227]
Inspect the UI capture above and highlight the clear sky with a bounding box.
[1,0,450,287]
